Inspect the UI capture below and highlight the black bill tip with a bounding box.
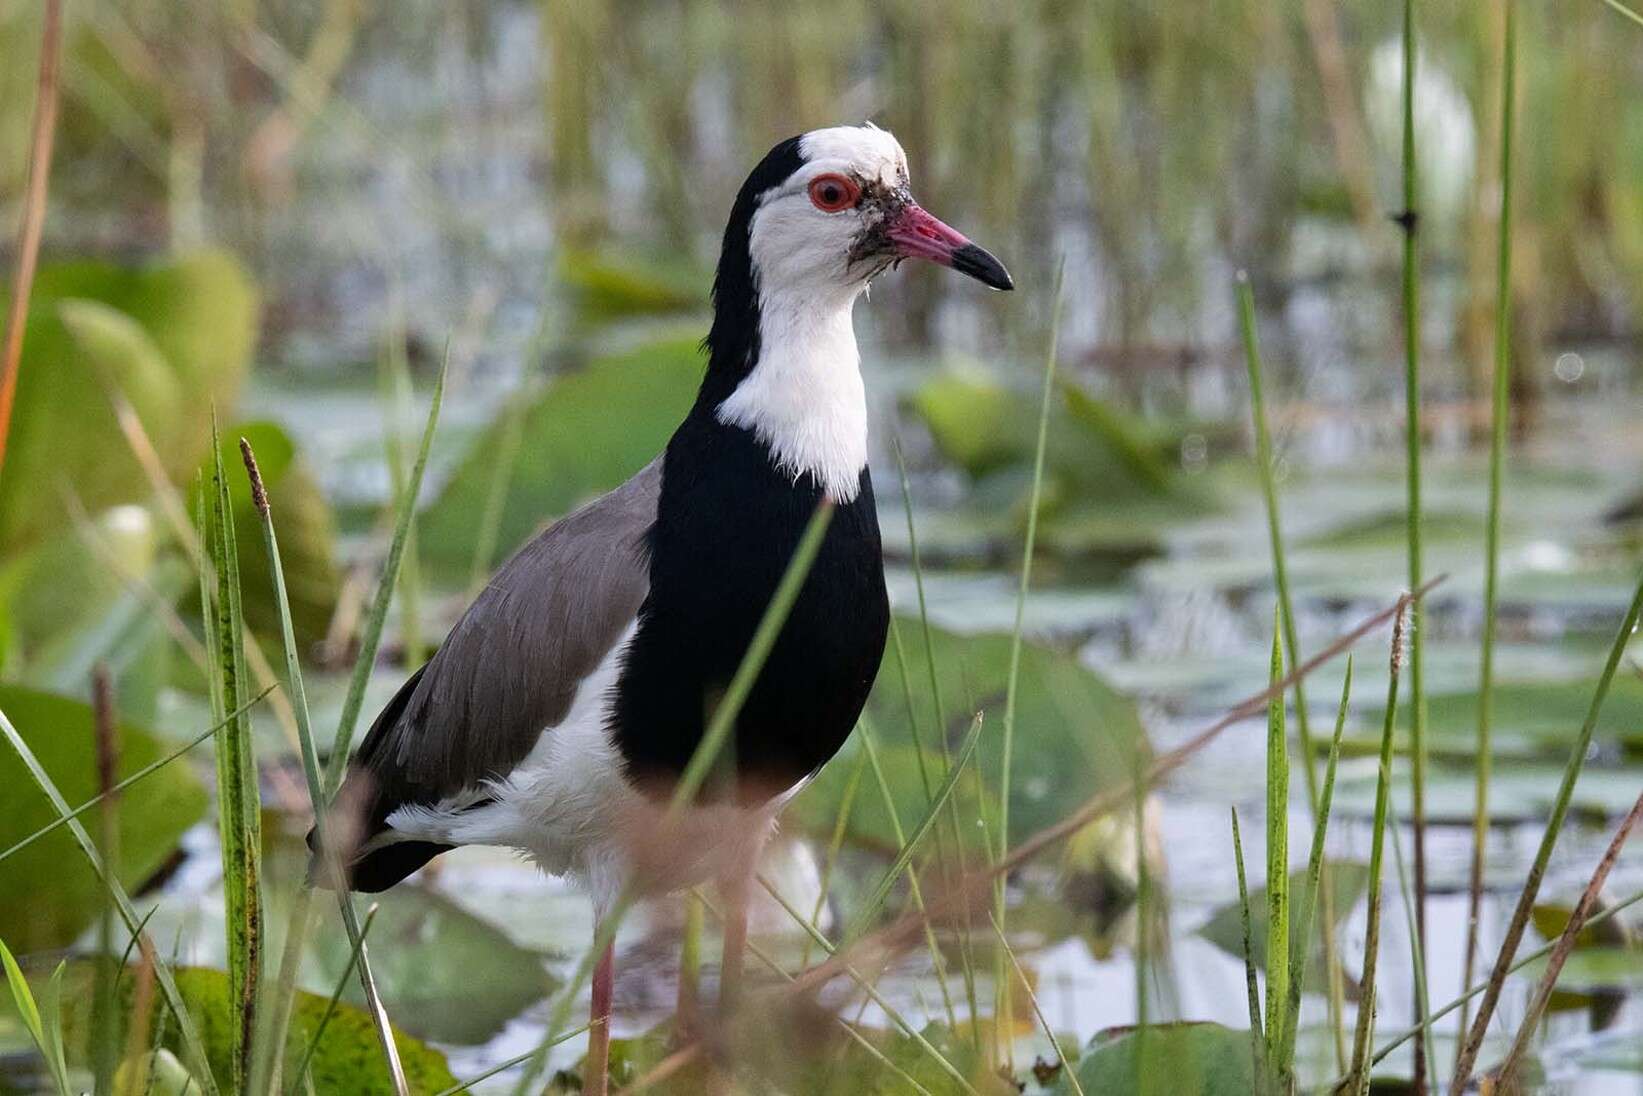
[950,243,1014,291]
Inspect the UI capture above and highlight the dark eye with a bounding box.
[808,174,860,212]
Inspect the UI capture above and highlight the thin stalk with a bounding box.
[1599,0,1643,29]
[1496,788,1643,1088]
[283,904,382,1096]
[803,746,866,968]
[755,878,983,1096]
[380,304,425,667]
[996,257,1066,1066]
[1230,808,1266,1091]
[1396,3,1432,1090]
[0,0,61,482]
[1360,886,1643,1077]
[891,439,979,989]
[1387,803,1439,1096]
[92,667,121,1096]
[1236,275,1319,813]
[1459,0,1517,1047]
[857,717,960,1029]
[987,911,1086,1096]
[1347,605,1408,1096]
[325,350,446,795]
[1263,619,1291,1083]
[1279,657,1352,1075]
[240,439,409,1096]
[0,706,219,1093]
[846,714,985,939]
[1451,569,1643,1091]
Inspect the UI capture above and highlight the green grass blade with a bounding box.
[1348,607,1407,1095]
[381,312,426,667]
[325,349,447,795]
[847,713,985,940]
[996,257,1065,1064]
[431,1026,594,1096]
[804,745,866,968]
[1365,886,1643,1074]
[1229,808,1265,1091]
[754,879,982,1096]
[987,911,1086,1096]
[1395,3,1432,1089]
[0,690,272,864]
[1,936,71,1095]
[38,961,72,1096]
[1387,802,1438,1095]
[1278,656,1351,1075]
[283,903,381,1096]
[857,716,959,1030]
[1452,568,1643,1090]
[1237,274,1320,816]
[1599,0,1643,28]
[206,414,264,1092]
[1263,618,1290,1078]
[0,704,220,1095]
[1460,0,1518,1049]
[239,438,411,1096]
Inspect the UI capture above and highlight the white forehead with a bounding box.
[798,125,909,188]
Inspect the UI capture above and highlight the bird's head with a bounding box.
[728,124,1013,306]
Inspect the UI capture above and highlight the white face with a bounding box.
[746,125,912,304]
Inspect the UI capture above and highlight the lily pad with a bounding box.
[420,335,703,577]
[1197,861,1369,992]
[790,616,1150,855]
[0,686,208,952]
[302,885,553,1046]
[1059,1022,1254,1095]
[0,252,259,552]
[1360,675,1643,756]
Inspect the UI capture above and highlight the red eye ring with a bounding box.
[808,173,861,212]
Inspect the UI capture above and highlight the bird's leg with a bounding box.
[585,933,614,1096]
[717,842,758,1013]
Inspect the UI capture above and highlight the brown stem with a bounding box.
[0,0,63,485]
[1495,791,1643,1089]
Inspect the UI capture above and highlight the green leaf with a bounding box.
[0,686,207,952]
[300,887,555,1046]
[1060,1022,1256,1095]
[791,617,1150,853]
[1197,861,1369,992]
[419,335,703,577]
[556,249,707,325]
[0,252,259,552]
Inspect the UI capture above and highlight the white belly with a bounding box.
[382,622,796,914]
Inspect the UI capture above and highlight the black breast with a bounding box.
[610,415,889,803]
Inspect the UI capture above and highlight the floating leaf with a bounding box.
[1059,1022,1255,1095]
[0,252,259,552]
[557,249,707,324]
[791,617,1149,854]
[301,886,554,1046]
[1197,861,1368,993]
[420,335,702,576]
[0,686,207,952]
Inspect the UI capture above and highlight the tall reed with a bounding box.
[1459,0,1518,1042]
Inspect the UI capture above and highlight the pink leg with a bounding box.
[719,853,755,1013]
[586,937,614,1096]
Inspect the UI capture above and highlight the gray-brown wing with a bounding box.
[346,457,660,816]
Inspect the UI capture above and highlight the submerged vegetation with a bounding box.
[2,0,1642,1093]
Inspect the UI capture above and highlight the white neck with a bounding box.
[716,288,868,503]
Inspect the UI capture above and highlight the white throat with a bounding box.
[716,288,868,503]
